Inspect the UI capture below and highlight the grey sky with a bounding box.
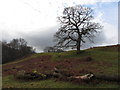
[0,0,118,52]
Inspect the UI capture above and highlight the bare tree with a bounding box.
[44,47,55,52]
[44,46,63,53]
[54,5,102,54]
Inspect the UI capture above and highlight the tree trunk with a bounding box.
[76,27,81,54]
[77,40,81,54]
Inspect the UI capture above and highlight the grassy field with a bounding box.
[2,45,119,88]
[2,75,118,88]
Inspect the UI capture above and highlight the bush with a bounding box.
[14,70,26,80]
[14,70,47,81]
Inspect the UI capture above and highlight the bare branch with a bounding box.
[54,5,103,53]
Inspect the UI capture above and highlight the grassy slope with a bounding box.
[2,75,118,88]
[52,46,118,77]
[2,45,119,88]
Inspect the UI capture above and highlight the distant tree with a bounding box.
[9,38,27,50]
[54,5,102,54]
[2,38,35,64]
[55,48,64,53]
[2,41,15,63]
[44,46,63,53]
[44,47,54,52]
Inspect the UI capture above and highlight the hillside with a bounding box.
[2,45,119,88]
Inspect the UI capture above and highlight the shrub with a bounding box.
[14,70,26,80]
[14,70,47,81]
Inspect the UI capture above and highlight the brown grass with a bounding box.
[3,55,94,77]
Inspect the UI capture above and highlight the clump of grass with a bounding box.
[14,70,47,81]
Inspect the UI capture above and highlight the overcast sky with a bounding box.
[0,0,119,52]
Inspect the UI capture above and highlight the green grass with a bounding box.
[0,77,2,89]
[3,52,52,66]
[50,47,118,77]
[2,45,119,88]
[2,75,119,88]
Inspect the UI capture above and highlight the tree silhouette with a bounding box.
[54,5,102,54]
[44,46,63,53]
[2,38,35,64]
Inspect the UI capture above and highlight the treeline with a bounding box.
[1,38,35,64]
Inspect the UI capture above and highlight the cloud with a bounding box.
[0,0,118,52]
[18,25,59,52]
[118,1,120,44]
[81,2,118,48]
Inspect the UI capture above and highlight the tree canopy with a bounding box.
[2,38,35,64]
[54,5,102,53]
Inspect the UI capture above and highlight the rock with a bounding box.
[69,73,95,81]
[53,72,62,78]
